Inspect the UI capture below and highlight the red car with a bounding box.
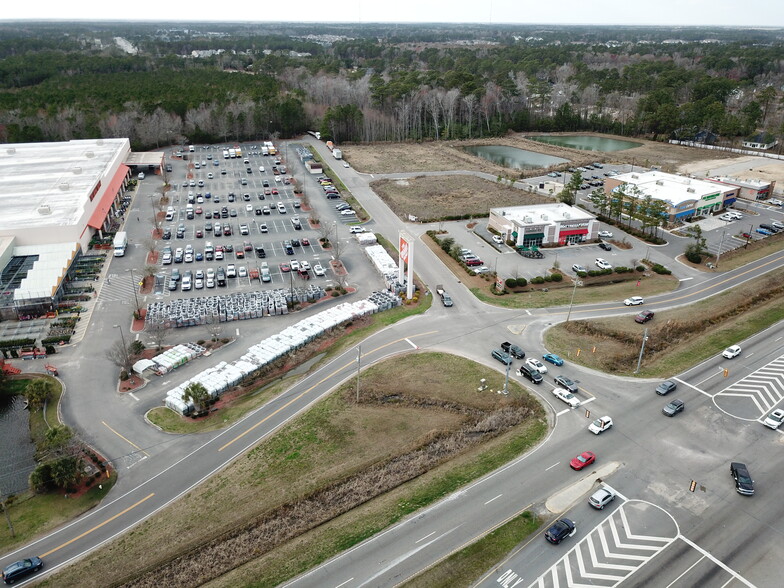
[271,188,279,195]
[570,451,596,471]
[301,237,310,246]
[635,310,654,324]
[279,262,291,272]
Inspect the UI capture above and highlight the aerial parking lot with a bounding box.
[150,144,357,294]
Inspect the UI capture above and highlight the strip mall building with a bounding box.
[488,203,598,247]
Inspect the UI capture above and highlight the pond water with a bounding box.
[464,145,568,170]
[0,394,37,495]
[526,135,642,152]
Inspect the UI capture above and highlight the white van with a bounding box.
[189,145,195,152]
[165,206,176,221]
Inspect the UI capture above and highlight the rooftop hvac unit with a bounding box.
[631,174,639,179]
[72,166,82,174]
[38,204,52,215]
[524,216,533,224]
[687,187,696,193]
[6,147,16,155]
[59,182,69,191]
[541,214,549,221]
[85,151,94,158]
[563,212,571,219]
[656,180,664,185]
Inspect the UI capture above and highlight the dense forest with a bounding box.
[0,21,783,149]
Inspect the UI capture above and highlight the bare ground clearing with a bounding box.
[344,132,744,176]
[45,353,545,588]
[372,174,549,221]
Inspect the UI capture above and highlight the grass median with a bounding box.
[43,352,547,587]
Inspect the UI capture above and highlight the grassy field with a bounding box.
[544,269,784,377]
[403,511,541,588]
[43,353,547,587]
[372,174,549,221]
[0,376,116,552]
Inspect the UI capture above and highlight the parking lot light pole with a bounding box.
[715,229,727,268]
[566,278,579,322]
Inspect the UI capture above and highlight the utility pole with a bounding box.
[715,229,726,268]
[356,345,361,403]
[566,278,580,322]
[635,328,649,374]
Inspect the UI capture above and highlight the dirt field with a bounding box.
[344,133,745,176]
[679,154,784,193]
[372,174,550,221]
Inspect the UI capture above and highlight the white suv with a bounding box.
[226,264,237,278]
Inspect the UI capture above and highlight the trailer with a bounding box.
[436,285,453,307]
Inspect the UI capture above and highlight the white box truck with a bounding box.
[332,148,342,160]
[113,232,128,256]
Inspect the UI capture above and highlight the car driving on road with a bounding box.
[545,518,576,544]
[722,345,742,359]
[624,296,644,306]
[589,487,616,509]
[763,408,784,430]
[662,399,685,417]
[730,462,754,495]
[570,451,596,470]
[552,387,580,408]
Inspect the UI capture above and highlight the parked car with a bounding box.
[570,451,596,470]
[655,380,677,395]
[588,416,613,434]
[624,296,644,306]
[572,264,587,273]
[492,235,504,244]
[313,264,326,277]
[595,258,612,270]
[543,353,564,366]
[589,487,616,509]
[544,518,576,544]
[722,345,742,359]
[662,399,685,417]
[635,310,655,324]
[598,242,612,251]
[598,230,613,238]
[768,198,783,206]
[730,462,754,496]
[553,387,580,408]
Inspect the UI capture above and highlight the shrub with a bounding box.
[685,250,702,263]
[651,263,672,275]
[614,266,632,273]
[515,277,528,287]
[576,271,588,278]
[636,265,646,272]
[544,274,553,282]
[550,273,563,282]
[505,278,518,289]
[531,276,545,284]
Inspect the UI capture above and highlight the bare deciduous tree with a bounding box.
[205,315,224,342]
[147,322,171,351]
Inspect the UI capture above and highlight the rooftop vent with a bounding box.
[85,151,95,158]
[541,214,549,221]
[563,212,571,219]
[656,180,664,186]
[687,187,696,193]
[59,182,69,191]
[523,216,533,224]
[631,174,639,179]
[6,147,16,155]
[72,166,82,175]
[38,204,52,215]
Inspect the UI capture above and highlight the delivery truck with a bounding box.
[113,232,128,257]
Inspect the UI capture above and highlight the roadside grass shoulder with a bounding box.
[544,271,784,377]
[42,354,547,587]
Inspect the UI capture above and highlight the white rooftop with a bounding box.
[493,202,594,225]
[613,170,722,206]
[13,242,79,303]
[0,138,129,232]
[711,176,771,189]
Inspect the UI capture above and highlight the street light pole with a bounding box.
[566,278,579,322]
[113,324,133,383]
[128,268,140,311]
[356,345,361,403]
[715,229,727,268]
[634,328,649,374]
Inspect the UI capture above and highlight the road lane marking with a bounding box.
[405,338,419,349]
[696,369,724,387]
[102,421,150,457]
[415,531,436,544]
[128,393,139,401]
[484,494,503,505]
[679,277,694,281]
[678,535,756,587]
[334,578,354,588]
[673,377,712,398]
[545,462,560,471]
[38,493,155,558]
[218,331,438,452]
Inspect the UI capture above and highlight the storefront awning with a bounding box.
[559,229,588,236]
[87,165,129,229]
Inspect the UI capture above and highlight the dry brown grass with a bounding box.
[372,174,549,221]
[45,353,545,588]
[544,269,784,376]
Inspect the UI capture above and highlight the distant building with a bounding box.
[488,203,597,247]
[604,170,738,222]
[742,132,777,150]
[708,176,775,201]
